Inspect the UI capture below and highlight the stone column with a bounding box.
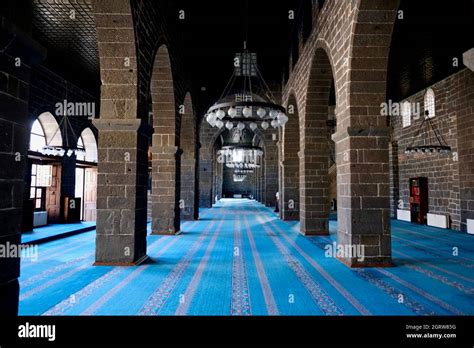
[151,145,181,234]
[93,119,151,265]
[299,144,330,236]
[265,144,278,208]
[281,159,300,220]
[60,154,76,221]
[333,127,392,267]
[180,156,196,220]
[0,15,45,314]
[389,141,399,219]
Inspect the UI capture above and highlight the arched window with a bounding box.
[29,112,63,153]
[76,128,98,163]
[29,120,46,152]
[401,101,412,128]
[424,88,435,119]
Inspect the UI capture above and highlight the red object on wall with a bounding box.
[409,177,428,224]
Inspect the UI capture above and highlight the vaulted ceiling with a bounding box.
[2,0,473,111]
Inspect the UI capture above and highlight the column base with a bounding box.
[337,256,393,268]
[300,229,330,236]
[151,230,181,236]
[94,255,149,267]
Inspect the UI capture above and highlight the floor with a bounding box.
[19,199,474,316]
[21,222,96,245]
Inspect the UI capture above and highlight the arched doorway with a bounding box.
[75,128,98,222]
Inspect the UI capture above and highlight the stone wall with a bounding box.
[392,68,474,231]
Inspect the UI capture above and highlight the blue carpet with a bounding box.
[19,199,474,316]
[21,222,96,244]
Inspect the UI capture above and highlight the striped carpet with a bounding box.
[19,199,474,315]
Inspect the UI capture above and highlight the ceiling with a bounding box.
[165,0,303,116]
[31,0,100,95]
[387,0,474,101]
[5,0,473,114]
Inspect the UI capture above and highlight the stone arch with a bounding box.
[281,93,301,221]
[150,44,181,234]
[299,45,335,236]
[180,92,197,220]
[332,0,399,267]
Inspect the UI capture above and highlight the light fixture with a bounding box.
[218,144,263,170]
[40,114,86,158]
[405,110,452,156]
[205,42,288,132]
[233,174,247,182]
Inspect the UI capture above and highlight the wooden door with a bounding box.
[83,167,97,221]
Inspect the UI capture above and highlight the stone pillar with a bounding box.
[281,159,300,220]
[333,128,392,267]
[93,119,150,265]
[0,15,45,314]
[194,143,201,219]
[60,154,76,221]
[180,156,196,220]
[264,143,278,208]
[299,145,329,236]
[389,141,399,219]
[199,158,213,208]
[151,145,181,234]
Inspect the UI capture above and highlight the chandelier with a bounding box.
[205,44,289,131]
[404,110,452,155]
[234,169,254,174]
[218,144,263,170]
[40,114,86,157]
[233,174,247,182]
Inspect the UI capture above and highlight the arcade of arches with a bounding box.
[1,0,473,315]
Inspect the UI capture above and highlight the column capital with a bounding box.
[331,126,391,143]
[93,118,153,135]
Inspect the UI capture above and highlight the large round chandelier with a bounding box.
[218,144,263,170]
[205,45,289,131]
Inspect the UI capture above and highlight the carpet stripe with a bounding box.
[258,213,371,315]
[393,249,474,284]
[231,218,252,315]
[81,235,182,315]
[138,219,219,315]
[257,216,344,315]
[243,216,279,315]
[376,269,466,315]
[175,219,225,315]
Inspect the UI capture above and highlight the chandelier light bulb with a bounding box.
[261,121,269,130]
[271,120,279,128]
[269,109,279,118]
[243,106,252,118]
[216,109,226,119]
[216,120,224,129]
[225,121,234,130]
[249,122,258,131]
[228,107,237,118]
[237,122,245,131]
[257,107,266,118]
[277,112,289,125]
